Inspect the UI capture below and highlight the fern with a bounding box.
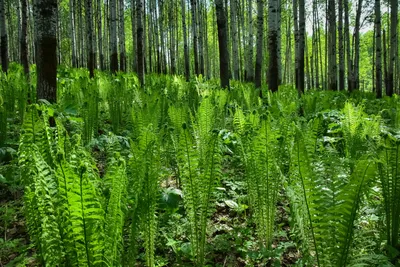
[126,125,160,267]
[240,114,282,247]
[172,97,222,266]
[290,118,377,266]
[378,133,400,250]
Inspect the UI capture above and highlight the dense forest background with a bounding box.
[0,0,398,94]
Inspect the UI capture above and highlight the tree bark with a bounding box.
[245,0,254,81]
[97,0,104,70]
[191,0,199,75]
[375,0,382,98]
[327,0,337,90]
[35,0,58,103]
[136,0,144,86]
[69,0,78,67]
[215,0,230,88]
[119,0,126,71]
[387,0,398,96]
[110,0,118,73]
[230,0,239,79]
[181,0,190,81]
[0,0,8,73]
[20,0,29,78]
[298,0,305,93]
[344,0,351,90]
[268,0,279,92]
[86,0,95,77]
[254,0,264,89]
[338,0,344,90]
[350,0,363,91]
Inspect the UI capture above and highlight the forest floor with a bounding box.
[0,126,302,267]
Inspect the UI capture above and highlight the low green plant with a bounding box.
[170,97,222,266]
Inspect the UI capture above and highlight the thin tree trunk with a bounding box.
[293,0,299,89]
[20,0,29,78]
[35,0,57,103]
[254,0,263,89]
[0,0,8,72]
[198,0,205,75]
[245,0,254,81]
[131,0,137,71]
[268,0,279,92]
[70,0,77,67]
[350,0,363,91]
[328,0,336,90]
[344,0,351,91]
[338,0,344,90]
[215,0,230,88]
[230,0,239,79]
[191,0,199,75]
[136,0,144,86]
[97,0,103,70]
[387,0,398,97]
[110,0,118,73]
[169,1,176,74]
[375,0,382,98]
[298,0,305,93]
[119,0,126,71]
[86,0,95,77]
[181,0,190,80]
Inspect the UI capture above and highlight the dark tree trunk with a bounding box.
[254,0,264,89]
[338,0,344,90]
[0,0,8,73]
[136,0,145,86]
[215,0,230,89]
[35,0,58,103]
[110,0,118,73]
[387,0,398,97]
[375,0,382,98]
[181,0,190,81]
[268,0,279,92]
[86,0,95,78]
[20,0,29,78]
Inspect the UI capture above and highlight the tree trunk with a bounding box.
[254,0,263,89]
[191,0,199,75]
[131,0,136,71]
[350,0,363,91]
[293,0,299,89]
[198,0,205,75]
[78,0,84,67]
[69,0,77,67]
[338,0,344,90]
[245,0,254,81]
[387,0,398,96]
[97,0,104,70]
[375,0,382,98]
[136,0,144,86]
[119,0,126,71]
[182,0,190,81]
[298,0,305,93]
[110,0,118,73]
[86,0,95,77]
[0,0,8,73]
[169,1,176,74]
[215,0,230,88]
[230,0,239,80]
[268,0,279,92]
[35,0,57,103]
[20,0,29,78]
[327,0,337,90]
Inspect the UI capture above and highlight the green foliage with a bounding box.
[289,116,377,266]
[171,97,222,266]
